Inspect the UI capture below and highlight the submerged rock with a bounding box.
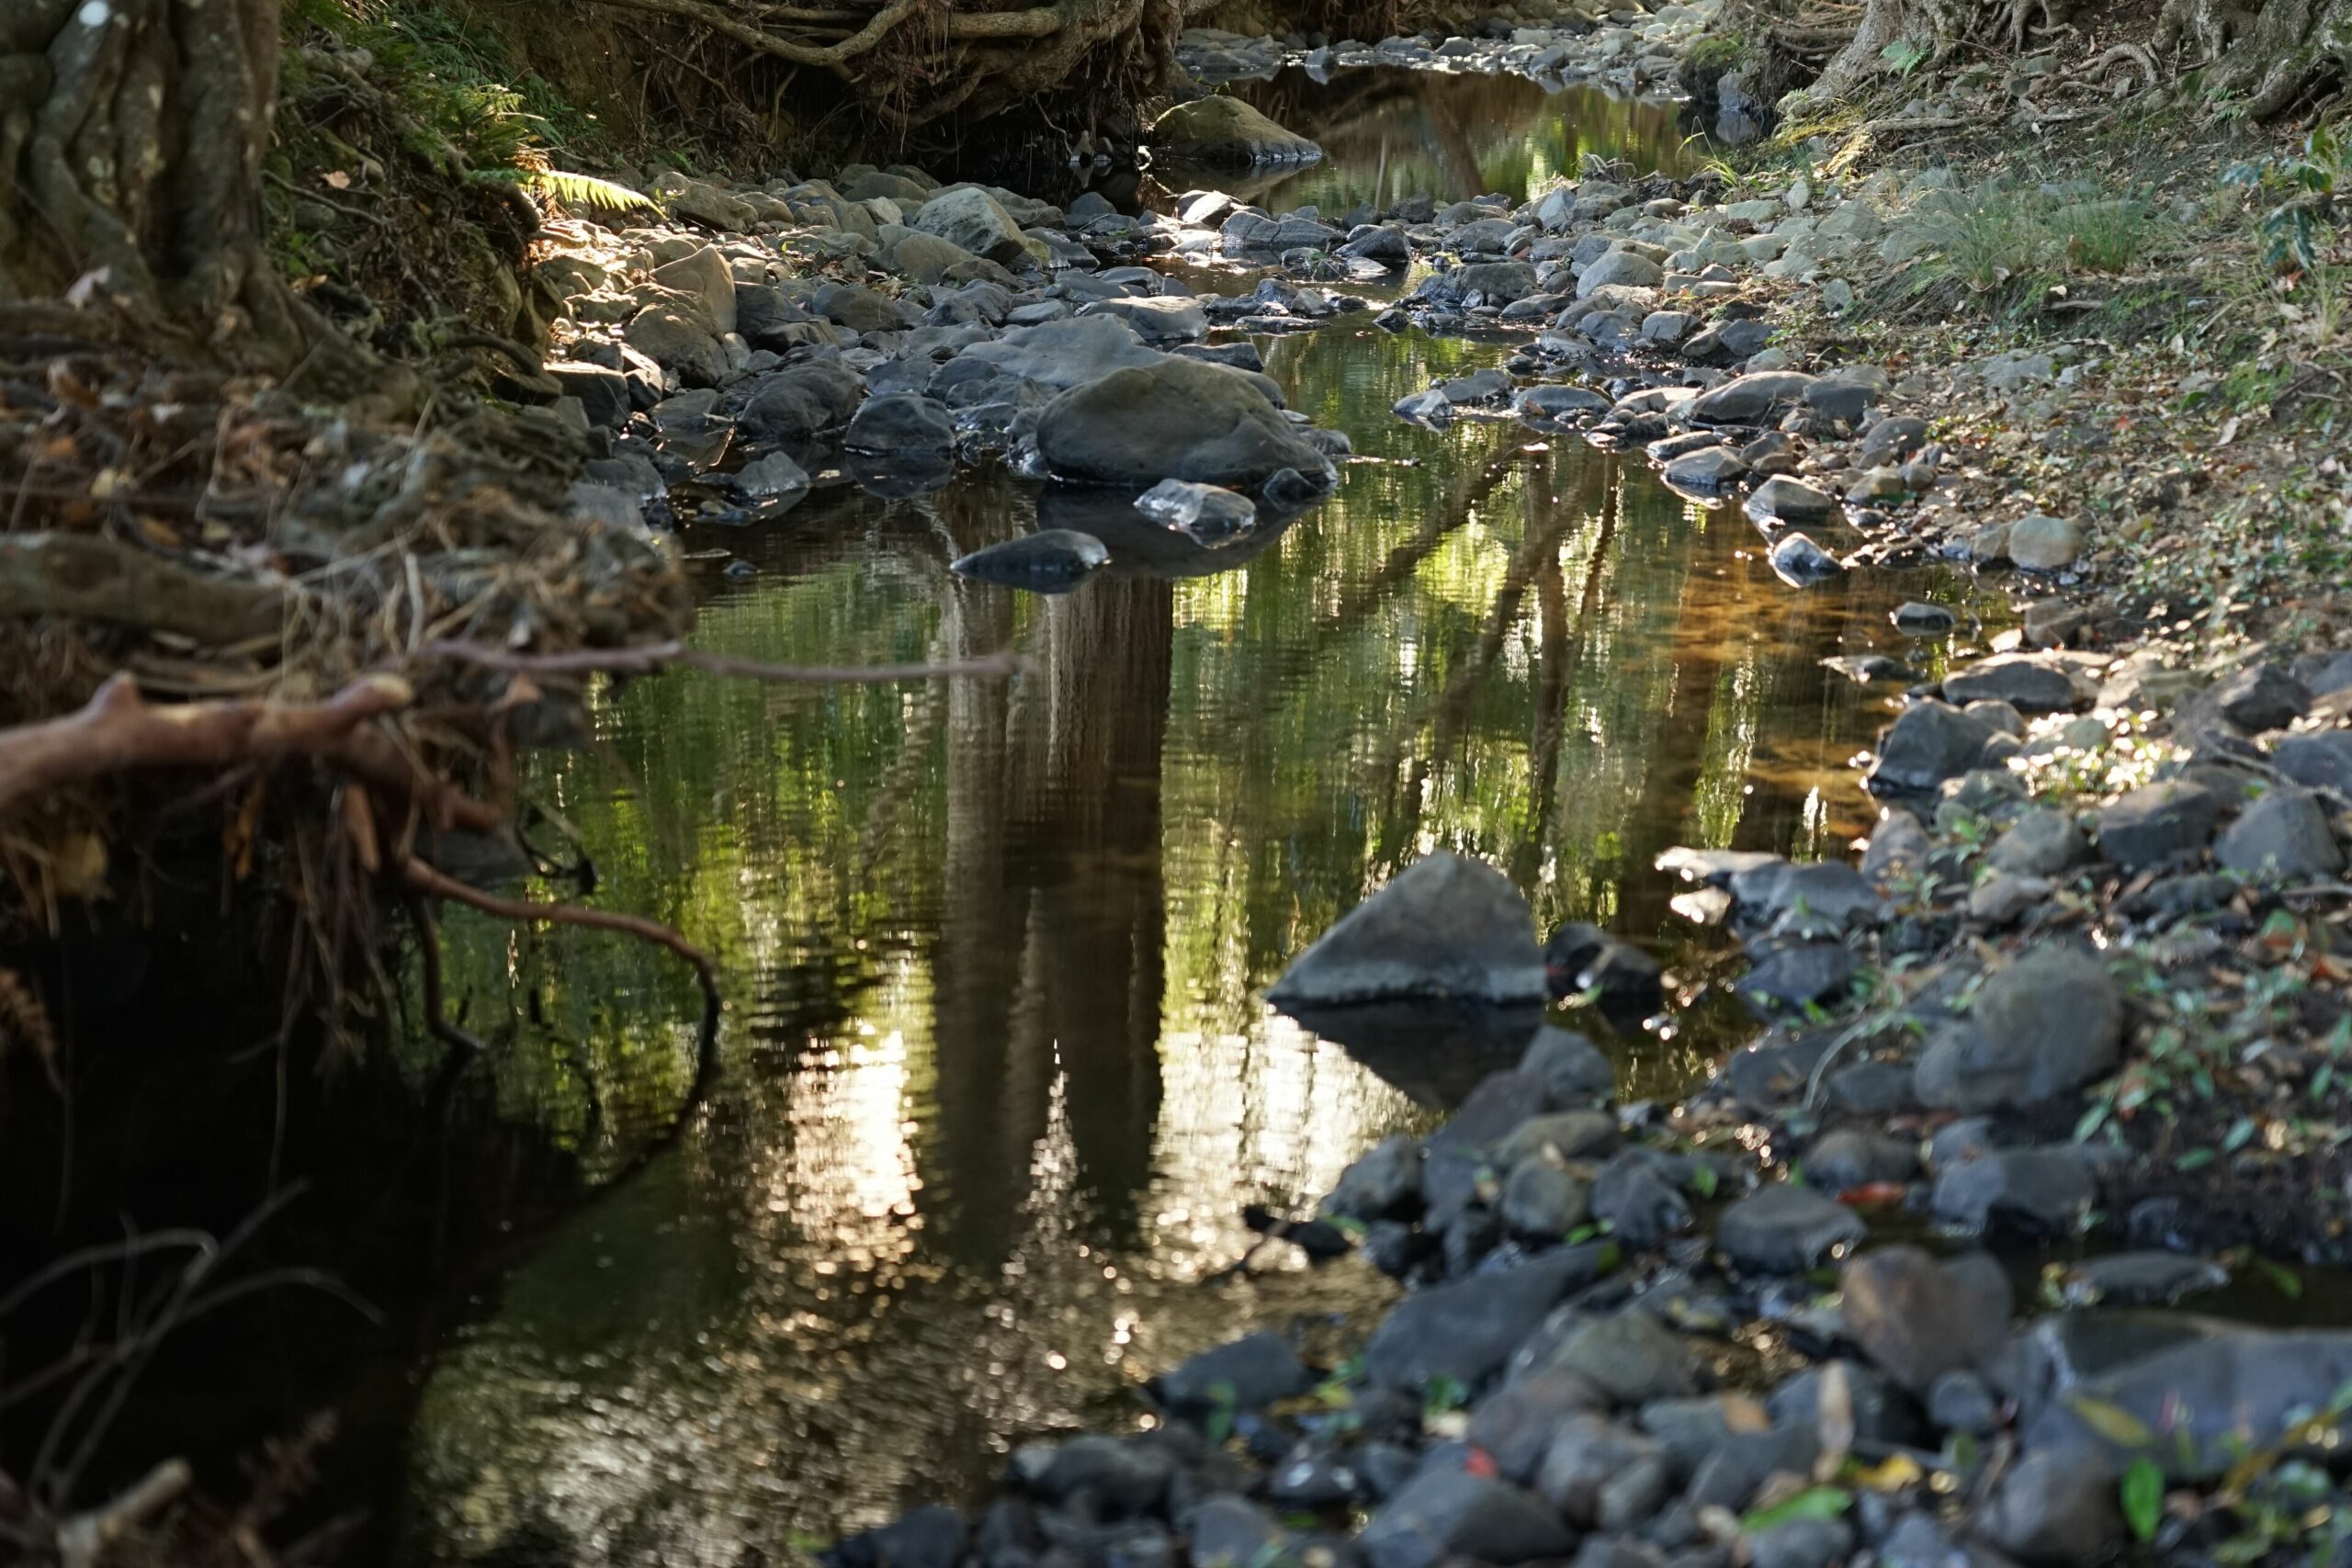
[1135,478,1257,545]
[950,529,1111,591]
[1151,96,1321,167]
[1269,852,1547,1007]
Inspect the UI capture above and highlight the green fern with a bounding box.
[471,166,651,215]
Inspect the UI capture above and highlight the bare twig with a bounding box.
[404,637,1027,686]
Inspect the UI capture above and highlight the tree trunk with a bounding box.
[0,0,334,364]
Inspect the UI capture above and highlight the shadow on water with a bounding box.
[389,296,2008,1562]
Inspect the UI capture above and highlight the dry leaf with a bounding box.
[323,169,353,190]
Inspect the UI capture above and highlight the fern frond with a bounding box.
[521,168,653,214]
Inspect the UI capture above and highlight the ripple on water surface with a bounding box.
[394,76,1996,1568]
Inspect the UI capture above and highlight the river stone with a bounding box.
[1728,859,1889,937]
[2274,731,2352,794]
[1838,1246,2010,1392]
[1324,1134,1419,1220]
[1519,385,1613,421]
[1715,1183,1865,1274]
[1503,1155,1594,1241]
[844,392,953,453]
[2216,785,2345,878]
[1080,295,1209,344]
[1269,852,1545,1006]
[1913,947,2120,1112]
[1149,1331,1312,1413]
[1734,940,1859,1014]
[1930,1149,2094,1234]
[1591,1151,1692,1248]
[1942,655,2090,714]
[1662,446,1748,491]
[2026,1328,2352,1478]
[958,317,1170,392]
[624,303,729,389]
[2095,780,2222,868]
[1769,532,1843,585]
[1364,1244,1613,1393]
[1804,1129,1918,1191]
[888,231,980,284]
[732,451,811,513]
[1468,1371,1611,1484]
[1362,1470,1574,1568]
[913,186,1035,265]
[1690,371,1815,425]
[1151,95,1320,166]
[1135,479,1257,544]
[1976,1450,2122,1566]
[1451,260,1542,303]
[1521,1026,1615,1108]
[1578,248,1666,297]
[548,360,630,428]
[950,529,1111,590]
[1869,701,1995,793]
[1037,357,1330,489]
[1745,476,1836,525]
[1027,1433,1175,1512]
[1986,806,2090,876]
[650,244,738,334]
[822,1505,966,1568]
[2210,662,2313,731]
[1536,1415,1668,1525]
[1550,1311,1694,1405]
[2006,513,2084,570]
[1492,1110,1618,1169]
[2061,1251,2230,1305]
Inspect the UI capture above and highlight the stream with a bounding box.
[390,66,2001,1567]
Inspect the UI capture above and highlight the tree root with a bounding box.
[0,534,287,647]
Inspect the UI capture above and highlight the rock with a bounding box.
[958,317,1167,390]
[1690,371,1815,425]
[2216,785,2345,878]
[1270,852,1545,1007]
[2025,1328,2352,1478]
[1974,1450,2122,1566]
[1361,1470,1575,1568]
[1151,96,1320,167]
[731,451,811,513]
[741,360,864,437]
[1838,1246,2009,1392]
[1715,1183,1865,1274]
[951,529,1111,591]
[1363,1245,1611,1392]
[2095,781,2222,868]
[1538,1415,1668,1525]
[1028,1434,1174,1513]
[822,1506,966,1568]
[1324,1134,1420,1220]
[1182,1496,1287,1568]
[1748,1519,1854,1568]
[650,244,738,334]
[913,186,1036,265]
[889,231,981,283]
[1149,1331,1312,1413]
[1894,602,1956,633]
[624,304,728,388]
[2274,731,2352,794]
[1870,702,1996,793]
[1928,1370,2001,1434]
[1491,1111,1618,1168]
[1037,357,1331,490]
[1662,446,1749,491]
[1543,922,1663,1015]
[1861,811,1931,888]
[1557,1313,1695,1407]
[1804,1129,1918,1192]
[1769,533,1843,585]
[1080,295,1210,344]
[1686,1425,1822,1511]
[1931,1150,2094,1234]
[1727,860,1888,936]
[1518,385,1613,422]
[2058,1251,2230,1306]
[816,282,911,333]
[1502,1156,1594,1239]
[1913,947,2121,1112]
[1591,1151,1693,1248]
[666,177,756,231]
[1943,655,2091,714]
[1734,941,1859,1014]
[1579,248,1667,296]
[1449,260,1543,304]
[2005,513,2083,570]
[1521,1026,1616,1108]
[1766,1361,1923,1448]
[1986,807,2090,876]
[1468,1371,1611,1484]
[2209,663,2312,731]
[844,392,954,453]
[547,361,630,428]
[1135,478,1257,545]
[1968,873,2049,925]
[1745,477,1836,525]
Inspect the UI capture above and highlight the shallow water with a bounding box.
[388,79,2004,1568]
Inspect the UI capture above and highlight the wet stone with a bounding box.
[1745,476,1837,525]
[1930,1149,2095,1235]
[1869,701,1996,793]
[952,528,1110,591]
[1714,1183,1866,1274]
[1804,1129,1919,1192]
[1149,1330,1311,1414]
[1838,1245,2010,1392]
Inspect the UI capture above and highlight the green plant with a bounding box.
[2223,126,2352,274]
[2120,1456,2165,1542]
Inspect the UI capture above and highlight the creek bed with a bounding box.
[372,67,2033,1565]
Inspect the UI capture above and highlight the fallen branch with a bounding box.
[0,534,287,647]
[574,0,1060,75]
[405,638,1027,686]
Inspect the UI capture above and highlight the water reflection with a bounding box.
[1175,68,1694,211]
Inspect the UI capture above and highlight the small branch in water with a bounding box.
[405,638,1027,686]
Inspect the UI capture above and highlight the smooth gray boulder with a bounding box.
[1269,852,1546,1006]
[950,529,1110,591]
[1079,294,1210,344]
[1038,355,1332,491]
[2216,785,2345,879]
[912,186,1035,265]
[1913,947,2121,1111]
[844,392,954,453]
